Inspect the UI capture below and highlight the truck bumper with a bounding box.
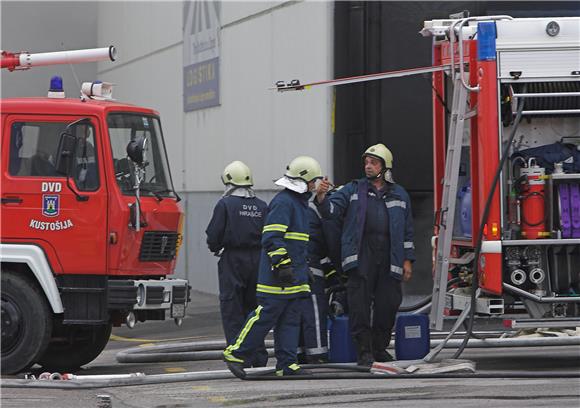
[57,275,190,324]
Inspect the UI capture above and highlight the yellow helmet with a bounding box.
[221,161,253,187]
[285,156,323,182]
[362,143,393,169]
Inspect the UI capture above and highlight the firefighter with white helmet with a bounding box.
[224,155,323,378]
[206,160,269,367]
[315,143,415,366]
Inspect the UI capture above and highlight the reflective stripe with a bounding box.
[386,200,406,209]
[312,294,322,349]
[268,248,288,257]
[256,284,310,295]
[284,232,309,241]
[310,267,324,277]
[320,257,331,265]
[274,257,291,268]
[223,352,244,363]
[404,241,415,249]
[350,193,358,202]
[288,363,301,371]
[342,254,358,267]
[329,202,335,214]
[391,265,403,275]
[305,346,328,355]
[263,224,288,233]
[325,269,336,279]
[224,305,263,361]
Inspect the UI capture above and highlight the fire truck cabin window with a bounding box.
[9,121,99,191]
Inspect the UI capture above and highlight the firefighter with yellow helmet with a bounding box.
[315,143,415,366]
[206,160,269,367]
[224,156,323,378]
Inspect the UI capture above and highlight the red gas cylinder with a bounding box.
[520,161,547,239]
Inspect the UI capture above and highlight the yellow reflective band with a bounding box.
[275,370,284,376]
[225,305,263,357]
[288,363,301,371]
[223,352,244,363]
[284,232,309,241]
[256,284,310,295]
[325,269,336,278]
[267,248,288,257]
[274,257,291,268]
[263,224,288,233]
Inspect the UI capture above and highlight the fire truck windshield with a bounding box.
[107,113,175,198]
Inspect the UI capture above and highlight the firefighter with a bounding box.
[223,156,323,378]
[315,143,415,366]
[206,160,268,367]
[297,199,341,363]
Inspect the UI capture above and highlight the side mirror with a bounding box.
[55,133,77,175]
[126,137,148,165]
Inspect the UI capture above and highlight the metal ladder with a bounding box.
[429,78,473,330]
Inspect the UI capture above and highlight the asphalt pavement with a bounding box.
[1,291,579,408]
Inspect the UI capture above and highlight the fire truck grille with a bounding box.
[140,231,179,261]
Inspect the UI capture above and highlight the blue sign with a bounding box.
[42,195,59,217]
[183,57,220,111]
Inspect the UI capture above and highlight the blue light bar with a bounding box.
[477,22,497,61]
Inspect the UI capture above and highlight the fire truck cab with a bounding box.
[1,76,189,374]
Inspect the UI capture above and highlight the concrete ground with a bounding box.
[1,291,579,408]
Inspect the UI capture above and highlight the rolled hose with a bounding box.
[115,334,580,364]
[3,364,579,389]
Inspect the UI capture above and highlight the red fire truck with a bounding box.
[1,47,189,374]
[276,15,580,332]
[424,15,580,330]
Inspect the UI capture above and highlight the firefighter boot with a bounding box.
[223,350,247,379]
[225,361,247,379]
[372,333,394,362]
[355,335,374,367]
[276,363,312,376]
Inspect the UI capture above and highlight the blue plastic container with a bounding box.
[395,314,430,360]
[328,316,357,363]
[460,184,472,238]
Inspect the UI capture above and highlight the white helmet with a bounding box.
[221,161,253,187]
[362,143,393,169]
[285,156,323,183]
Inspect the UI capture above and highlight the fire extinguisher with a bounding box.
[519,159,547,239]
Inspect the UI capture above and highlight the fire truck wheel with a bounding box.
[1,271,53,374]
[36,322,112,371]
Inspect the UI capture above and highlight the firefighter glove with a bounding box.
[275,264,295,287]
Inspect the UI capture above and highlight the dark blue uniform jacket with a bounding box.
[317,178,415,280]
[258,189,312,298]
[206,195,268,252]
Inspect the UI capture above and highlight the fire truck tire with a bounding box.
[36,322,112,371]
[1,271,53,374]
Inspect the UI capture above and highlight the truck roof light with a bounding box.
[48,75,65,98]
[81,80,113,101]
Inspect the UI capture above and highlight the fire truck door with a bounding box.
[1,116,108,275]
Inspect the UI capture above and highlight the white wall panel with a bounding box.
[221,1,284,26]
[184,1,333,192]
[97,1,183,67]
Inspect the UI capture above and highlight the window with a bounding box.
[107,113,174,198]
[9,121,99,191]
